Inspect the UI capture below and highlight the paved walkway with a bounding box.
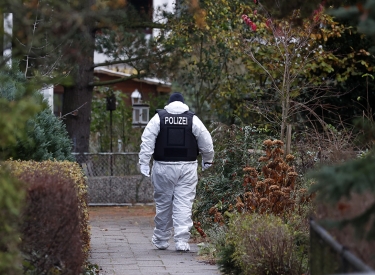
[88,206,220,275]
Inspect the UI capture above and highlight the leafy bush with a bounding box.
[193,124,313,274]
[0,167,25,275]
[13,109,74,161]
[223,213,308,275]
[195,127,314,229]
[201,224,242,275]
[216,242,240,275]
[193,123,270,228]
[18,168,84,274]
[7,160,90,268]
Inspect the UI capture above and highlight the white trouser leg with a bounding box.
[151,162,198,244]
[172,163,197,243]
[152,163,174,242]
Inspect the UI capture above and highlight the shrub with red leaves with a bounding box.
[18,169,84,275]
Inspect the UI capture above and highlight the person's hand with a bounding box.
[140,164,150,177]
[202,160,212,171]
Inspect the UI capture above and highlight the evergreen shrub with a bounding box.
[0,63,73,162]
[309,150,375,268]
[0,63,31,102]
[203,224,242,274]
[0,167,24,275]
[0,67,40,158]
[13,109,74,161]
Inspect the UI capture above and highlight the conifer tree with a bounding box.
[306,0,375,240]
[14,109,74,161]
[0,65,73,161]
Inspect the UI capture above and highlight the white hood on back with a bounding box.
[164,101,189,114]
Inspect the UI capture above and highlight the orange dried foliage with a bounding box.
[240,139,313,217]
[193,221,207,238]
[214,212,224,224]
[208,139,315,224]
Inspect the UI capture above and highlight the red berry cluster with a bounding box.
[312,4,324,22]
[241,14,257,31]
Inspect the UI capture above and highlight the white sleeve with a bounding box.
[139,114,160,166]
[192,116,214,163]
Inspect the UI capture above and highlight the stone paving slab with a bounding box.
[88,206,220,275]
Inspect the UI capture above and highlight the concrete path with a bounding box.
[88,206,220,275]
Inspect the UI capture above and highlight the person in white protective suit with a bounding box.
[138,92,214,251]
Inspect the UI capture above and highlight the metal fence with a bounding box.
[72,152,140,177]
[309,218,374,275]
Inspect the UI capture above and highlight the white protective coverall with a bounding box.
[139,100,214,251]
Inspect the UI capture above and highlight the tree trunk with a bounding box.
[286,123,292,155]
[62,1,95,154]
[0,13,4,58]
[281,57,291,155]
[63,75,94,154]
[281,101,286,142]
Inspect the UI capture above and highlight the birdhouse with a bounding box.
[106,94,116,111]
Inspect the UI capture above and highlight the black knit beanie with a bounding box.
[168,92,184,103]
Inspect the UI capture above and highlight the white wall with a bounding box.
[94,51,111,65]
[40,85,54,111]
[153,0,175,37]
[153,0,174,13]
[3,13,12,65]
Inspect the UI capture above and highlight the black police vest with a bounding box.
[153,109,199,161]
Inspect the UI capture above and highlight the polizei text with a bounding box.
[164,116,188,125]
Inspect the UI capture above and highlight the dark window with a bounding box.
[53,93,63,117]
[129,0,152,17]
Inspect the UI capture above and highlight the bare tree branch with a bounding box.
[92,48,171,69]
[60,102,87,119]
[89,73,148,86]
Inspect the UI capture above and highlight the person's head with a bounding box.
[168,92,184,104]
